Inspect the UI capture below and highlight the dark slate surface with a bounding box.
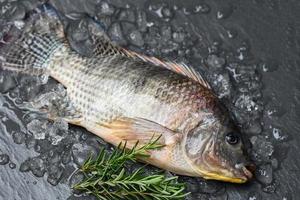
[0,0,299,199]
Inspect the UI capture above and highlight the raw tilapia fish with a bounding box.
[0,5,253,183]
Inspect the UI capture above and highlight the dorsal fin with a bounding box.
[91,35,127,57]
[90,32,211,89]
[122,49,211,89]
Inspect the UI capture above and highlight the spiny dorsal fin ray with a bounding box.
[122,49,211,89]
[91,32,128,57]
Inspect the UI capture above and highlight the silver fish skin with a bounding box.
[0,8,253,183]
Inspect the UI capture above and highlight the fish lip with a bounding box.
[234,163,254,182]
[240,165,253,180]
[201,172,248,183]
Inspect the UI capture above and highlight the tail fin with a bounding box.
[0,4,65,75]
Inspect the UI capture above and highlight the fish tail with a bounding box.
[0,4,65,75]
[0,33,64,75]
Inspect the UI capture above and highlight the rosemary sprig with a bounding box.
[73,137,189,200]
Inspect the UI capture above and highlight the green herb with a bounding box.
[73,137,189,200]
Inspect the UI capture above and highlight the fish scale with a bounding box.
[0,7,253,183]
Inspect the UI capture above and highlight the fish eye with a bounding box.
[225,132,240,145]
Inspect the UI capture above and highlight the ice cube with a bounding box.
[27,119,48,140]
[49,119,69,145]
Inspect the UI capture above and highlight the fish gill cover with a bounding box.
[0,0,299,200]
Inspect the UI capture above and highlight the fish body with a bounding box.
[0,5,253,183]
[49,44,215,136]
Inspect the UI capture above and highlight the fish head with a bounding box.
[183,117,254,183]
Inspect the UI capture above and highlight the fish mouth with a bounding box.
[186,154,255,183]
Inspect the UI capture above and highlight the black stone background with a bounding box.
[0,0,299,199]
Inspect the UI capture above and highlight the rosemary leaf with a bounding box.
[73,138,189,200]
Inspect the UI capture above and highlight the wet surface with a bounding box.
[0,0,300,199]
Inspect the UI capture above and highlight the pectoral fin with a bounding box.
[98,117,181,146]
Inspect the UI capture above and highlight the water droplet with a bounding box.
[20,160,30,172]
[248,196,257,200]
[255,164,273,185]
[183,7,192,15]
[146,22,154,27]
[261,60,279,72]
[0,154,9,165]
[206,54,226,69]
[272,128,287,141]
[172,31,185,43]
[98,1,115,16]
[12,131,25,144]
[217,11,224,19]
[216,5,233,20]
[262,183,276,193]
[226,28,237,39]
[80,133,88,141]
[34,144,42,153]
[9,162,16,169]
[194,4,210,14]
[162,7,173,19]
[128,30,144,47]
